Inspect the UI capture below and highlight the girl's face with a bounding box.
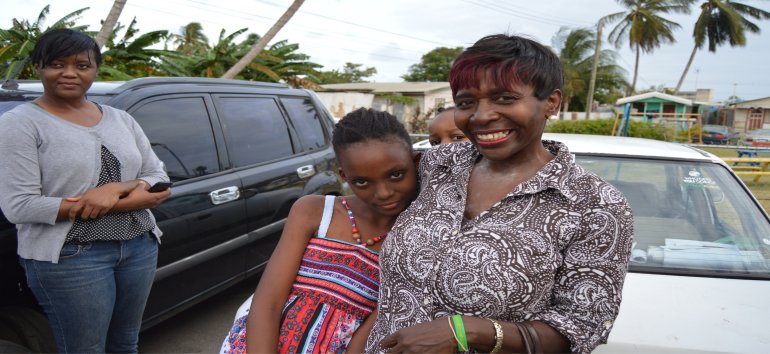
[36,50,98,101]
[453,74,560,162]
[428,110,468,146]
[337,138,418,217]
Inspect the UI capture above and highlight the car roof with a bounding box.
[5,77,290,96]
[543,133,719,162]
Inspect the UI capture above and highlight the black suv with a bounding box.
[0,77,344,352]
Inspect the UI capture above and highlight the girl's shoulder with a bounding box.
[289,195,331,228]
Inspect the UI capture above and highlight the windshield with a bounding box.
[577,155,770,278]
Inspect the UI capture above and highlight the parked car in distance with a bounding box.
[0,78,345,352]
[700,124,738,145]
[739,128,770,147]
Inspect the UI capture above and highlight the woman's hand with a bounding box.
[112,183,171,212]
[379,319,456,354]
[67,183,125,220]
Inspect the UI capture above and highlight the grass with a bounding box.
[698,146,770,212]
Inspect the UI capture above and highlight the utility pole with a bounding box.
[585,19,603,120]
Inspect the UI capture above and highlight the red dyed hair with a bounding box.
[449,34,563,101]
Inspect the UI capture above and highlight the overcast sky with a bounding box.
[4,0,769,101]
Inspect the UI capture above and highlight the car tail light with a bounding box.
[715,134,725,139]
[746,137,754,142]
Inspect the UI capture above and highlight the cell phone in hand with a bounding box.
[148,181,173,193]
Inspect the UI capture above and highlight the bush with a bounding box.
[545,119,672,141]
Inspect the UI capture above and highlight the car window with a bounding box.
[216,96,294,167]
[578,156,770,278]
[130,97,221,181]
[281,97,327,151]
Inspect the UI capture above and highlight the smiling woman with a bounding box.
[365,34,634,354]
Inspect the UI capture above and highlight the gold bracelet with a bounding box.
[488,319,504,354]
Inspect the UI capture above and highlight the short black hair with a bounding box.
[332,108,412,156]
[450,34,563,100]
[31,28,102,68]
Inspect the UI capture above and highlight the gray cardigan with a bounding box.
[0,103,168,263]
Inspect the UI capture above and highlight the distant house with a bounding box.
[729,96,770,131]
[616,91,695,120]
[316,82,452,130]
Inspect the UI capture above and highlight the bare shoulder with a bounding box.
[286,195,333,233]
[292,194,330,214]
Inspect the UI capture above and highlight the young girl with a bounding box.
[221,108,419,354]
[427,107,468,146]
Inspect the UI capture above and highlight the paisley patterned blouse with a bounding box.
[365,140,634,354]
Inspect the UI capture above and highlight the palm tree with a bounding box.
[222,0,305,79]
[0,5,88,81]
[170,22,209,56]
[94,0,127,49]
[674,0,770,93]
[603,0,693,95]
[99,18,172,80]
[552,27,628,115]
[246,39,322,89]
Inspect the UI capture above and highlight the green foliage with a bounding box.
[402,46,462,82]
[1,10,323,88]
[602,0,694,93]
[0,5,89,80]
[99,18,173,80]
[693,0,770,52]
[161,24,322,88]
[375,93,417,105]
[545,118,671,140]
[552,27,628,112]
[317,62,377,84]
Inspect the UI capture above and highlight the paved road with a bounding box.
[139,276,259,353]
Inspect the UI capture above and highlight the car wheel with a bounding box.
[0,307,56,353]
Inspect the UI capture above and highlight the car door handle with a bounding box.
[297,165,316,179]
[209,186,240,205]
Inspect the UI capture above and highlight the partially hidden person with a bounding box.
[428,106,468,146]
[365,34,634,354]
[0,29,171,353]
[220,108,420,354]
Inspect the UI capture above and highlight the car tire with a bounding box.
[0,307,56,353]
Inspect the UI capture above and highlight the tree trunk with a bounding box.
[674,44,698,95]
[586,20,603,119]
[629,43,639,96]
[221,0,305,80]
[94,0,127,50]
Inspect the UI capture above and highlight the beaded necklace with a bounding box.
[340,197,386,247]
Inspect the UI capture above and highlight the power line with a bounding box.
[251,0,448,47]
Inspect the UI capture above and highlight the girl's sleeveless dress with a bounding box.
[221,196,380,354]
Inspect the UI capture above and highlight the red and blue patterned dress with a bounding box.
[222,196,380,354]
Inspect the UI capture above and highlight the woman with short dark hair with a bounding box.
[365,34,634,354]
[0,28,170,353]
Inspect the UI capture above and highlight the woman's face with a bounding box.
[337,138,418,217]
[452,75,560,162]
[36,50,98,101]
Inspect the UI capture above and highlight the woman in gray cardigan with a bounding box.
[0,29,170,353]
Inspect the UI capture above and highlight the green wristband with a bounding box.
[451,314,469,352]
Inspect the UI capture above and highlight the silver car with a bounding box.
[542,133,770,353]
